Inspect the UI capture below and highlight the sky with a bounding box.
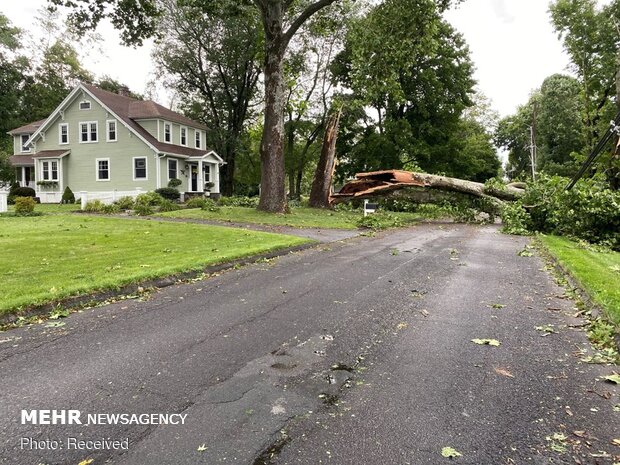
[3,0,578,117]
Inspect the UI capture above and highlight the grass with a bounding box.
[7,203,79,214]
[540,235,620,327]
[158,206,424,230]
[0,215,309,315]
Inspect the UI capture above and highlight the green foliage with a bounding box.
[154,187,181,201]
[101,203,120,214]
[500,203,531,236]
[9,186,36,204]
[167,178,182,188]
[357,212,408,230]
[13,196,35,215]
[502,175,620,249]
[133,204,154,216]
[83,200,105,212]
[61,186,75,204]
[158,199,181,212]
[184,197,208,209]
[218,196,260,208]
[135,192,164,207]
[114,196,135,210]
[200,198,220,212]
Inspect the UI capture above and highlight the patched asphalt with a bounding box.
[0,224,618,465]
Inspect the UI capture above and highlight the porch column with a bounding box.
[198,160,204,193]
[213,163,220,194]
[0,191,7,213]
[21,167,26,186]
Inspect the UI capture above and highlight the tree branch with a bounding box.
[283,0,339,45]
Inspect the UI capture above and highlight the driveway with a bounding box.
[0,224,617,464]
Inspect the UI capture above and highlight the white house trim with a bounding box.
[180,126,188,146]
[58,123,69,145]
[96,158,111,181]
[106,120,118,142]
[132,156,148,181]
[79,121,99,144]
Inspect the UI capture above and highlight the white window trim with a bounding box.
[21,134,31,153]
[79,121,99,144]
[167,159,178,182]
[41,160,59,181]
[58,123,69,145]
[133,156,148,181]
[96,158,111,182]
[180,126,188,146]
[195,130,202,149]
[106,120,118,142]
[79,100,91,110]
[164,123,172,143]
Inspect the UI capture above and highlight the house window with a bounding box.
[195,130,201,149]
[96,159,110,181]
[79,100,91,110]
[21,134,31,152]
[168,159,178,181]
[59,124,69,144]
[164,123,171,143]
[203,163,210,182]
[41,160,59,181]
[134,157,147,180]
[80,121,98,143]
[180,126,187,146]
[107,120,117,142]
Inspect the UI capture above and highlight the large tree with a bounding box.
[50,0,343,212]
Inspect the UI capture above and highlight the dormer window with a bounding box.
[79,100,91,110]
[21,134,31,152]
[180,126,187,146]
[59,123,69,144]
[195,130,201,149]
[164,123,171,143]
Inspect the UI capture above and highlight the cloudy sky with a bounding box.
[3,0,579,116]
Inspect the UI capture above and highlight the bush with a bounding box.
[155,187,181,201]
[218,196,259,208]
[159,199,181,212]
[101,204,120,214]
[11,186,36,198]
[168,178,182,188]
[200,198,220,212]
[502,175,620,249]
[14,196,36,215]
[185,197,208,209]
[500,202,531,236]
[115,196,135,210]
[84,200,105,212]
[135,192,164,207]
[133,204,154,216]
[61,186,75,204]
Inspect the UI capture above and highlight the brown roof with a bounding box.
[8,119,47,135]
[82,84,213,157]
[32,150,70,158]
[9,155,34,166]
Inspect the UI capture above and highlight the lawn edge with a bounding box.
[0,242,316,327]
[535,236,620,351]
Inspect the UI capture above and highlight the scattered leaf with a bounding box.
[487,303,505,309]
[441,447,462,458]
[78,460,94,465]
[535,325,556,336]
[396,322,408,330]
[611,439,620,447]
[45,321,66,328]
[518,248,533,257]
[494,367,514,378]
[472,338,501,346]
[197,443,207,452]
[603,374,620,385]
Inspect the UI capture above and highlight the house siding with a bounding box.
[35,92,157,194]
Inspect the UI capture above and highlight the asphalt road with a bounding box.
[0,224,618,465]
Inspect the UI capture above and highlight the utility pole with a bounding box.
[528,102,538,181]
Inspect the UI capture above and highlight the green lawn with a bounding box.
[158,206,423,230]
[0,215,309,315]
[540,235,620,326]
[7,203,80,214]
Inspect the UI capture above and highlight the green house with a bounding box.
[8,83,224,203]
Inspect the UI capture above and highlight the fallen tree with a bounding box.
[330,170,525,215]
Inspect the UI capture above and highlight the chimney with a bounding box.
[118,85,131,97]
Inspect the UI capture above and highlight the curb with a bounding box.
[535,239,620,353]
[0,242,317,327]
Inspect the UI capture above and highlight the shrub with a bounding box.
[14,196,36,215]
[11,186,35,198]
[61,186,75,204]
[155,187,180,201]
[500,202,531,236]
[218,196,259,208]
[133,204,154,216]
[115,196,135,210]
[135,192,164,206]
[168,178,182,188]
[84,200,105,212]
[101,204,120,214]
[159,199,181,212]
[185,197,208,209]
[200,198,220,212]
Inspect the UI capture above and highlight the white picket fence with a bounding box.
[79,188,145,210]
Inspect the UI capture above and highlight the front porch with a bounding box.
[184,153,222,196]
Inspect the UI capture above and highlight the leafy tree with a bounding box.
[49,0,345,212]
[153,0,262,196]
[97,75,143,99]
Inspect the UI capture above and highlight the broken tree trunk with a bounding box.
[331,170,525,215]
[309,109,341,208]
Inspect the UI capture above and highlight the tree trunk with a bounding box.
[309,110,341,208]
[258,4,288,212]
[611,46,620,190]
